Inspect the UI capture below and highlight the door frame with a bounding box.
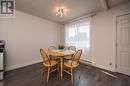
[114,12,130,72]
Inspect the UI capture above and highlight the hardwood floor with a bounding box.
[0,63,130,86]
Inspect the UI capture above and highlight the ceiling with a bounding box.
[15,0,129,23]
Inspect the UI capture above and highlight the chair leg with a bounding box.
[57,64,60,77]
[71,69,73,78]
[41,67,44,76]
[71,68,74,84]
[47,67,50,82]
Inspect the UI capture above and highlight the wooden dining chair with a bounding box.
[65,46,76,60]
[63,46,69,50]
[40,48,58,82]
[48,46,57,51]
[63,49,82,79]
[48,46,59,61]
[68,46,76,51]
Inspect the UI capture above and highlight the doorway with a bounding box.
[116,13,130,75]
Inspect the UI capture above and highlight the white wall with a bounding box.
[62,2,130,71]
[0,11,60,70]
[91,2,130,71]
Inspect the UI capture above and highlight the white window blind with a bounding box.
[64,18,91,61]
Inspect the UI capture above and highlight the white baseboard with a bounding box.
[5,59,42,71]
[95,64,115,72]
[80,60,115,72]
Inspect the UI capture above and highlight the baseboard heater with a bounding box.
[80,59,96,66]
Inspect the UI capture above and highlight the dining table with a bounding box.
[47,49,75,79]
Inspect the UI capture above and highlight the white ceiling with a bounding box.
[15,0,129,23]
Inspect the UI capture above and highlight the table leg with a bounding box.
[60,57,63,79]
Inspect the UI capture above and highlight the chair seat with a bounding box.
[64,56,72,60]
[43,60,58,67]
[64,61,79,68]
[50,56,59,60]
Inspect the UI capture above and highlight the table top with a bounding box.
[47,50,75,57]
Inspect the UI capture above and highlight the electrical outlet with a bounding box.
[109,62,112,66]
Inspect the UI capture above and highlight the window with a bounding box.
[65,24,90,49]
[65,18,91,61]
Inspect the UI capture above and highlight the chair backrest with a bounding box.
[68,46,76,51]
[40,49,51,65]
[48,46,56,51]
[71,49,82,65]
[63,46,69,50]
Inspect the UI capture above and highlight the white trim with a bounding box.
[115,12,130,17]
[117,68,130,76]
[95,64,115,72]
[113,13,118,72]
[5,59,42,71]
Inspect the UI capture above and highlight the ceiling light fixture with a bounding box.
[55,7,67,21]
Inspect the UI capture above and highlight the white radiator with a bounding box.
[80,59,96,66]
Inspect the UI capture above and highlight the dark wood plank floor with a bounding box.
[0,63,130,86]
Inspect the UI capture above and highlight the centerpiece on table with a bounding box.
[58,45,65,50]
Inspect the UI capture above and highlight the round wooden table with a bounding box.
[47,50,75,79]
